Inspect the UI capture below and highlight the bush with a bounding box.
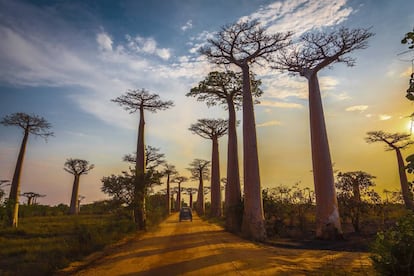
[370,212,414,275]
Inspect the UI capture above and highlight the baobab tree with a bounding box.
[172,176,188,211]
[366,131,414,210]
[1,112,53,227]
[201,20,291,240]
[184,187,198,209]
[187,159,210,216]
[21,192,45,205]
[190,119,228,217]
[64,158,94,215]
[163,163,177,214]
[274,27,373,239]
[112,89,173,230]
[187,71,262,231]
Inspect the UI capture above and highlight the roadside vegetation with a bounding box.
[0,197,168,275]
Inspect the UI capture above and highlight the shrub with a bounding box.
[370,212,414,275]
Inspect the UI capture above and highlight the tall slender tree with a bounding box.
[187,71,262,232]
[172,176,188,211]
[112,89,173,230]
[163,163,178,214]
[365,131,414,210]
[274,27,373,239]
[190,119,228,217]
[187,159,210,216]
[1,112,53,227]
[201,20,291,240]
[64,158,94,215]
[184,187,198,209]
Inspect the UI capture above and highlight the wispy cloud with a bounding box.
[96,32,113,52]
[379,114,392,121]
[181,20,193,31]
[259,100,303,109]
[346,105,368,112]
[257,120,282,127]
[240,0,352,35]
[125,34,171,60]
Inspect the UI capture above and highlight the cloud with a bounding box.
[96,32,113,52]
[346,105,368,112]
[259,100,303,109]
[379,114,392,121]
[181,20,193,31]
[125,34,171,60]
[240,0,353,35]
[257,120,282,127]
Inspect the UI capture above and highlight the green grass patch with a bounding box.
[0,214,136,275]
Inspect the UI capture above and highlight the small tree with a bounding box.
[64,158,94,215]
[274,27,373,239]
[187,70,262,232]
[366,131,414,210]
[335,171,378,232]
[189,119,228,217]
[112,89,173,230]
[0,180,10,204]
[1,112,53,227]
[172,176,188,211]
[101,170,135,208]
[201,20,291,240]
[187,159,210,216]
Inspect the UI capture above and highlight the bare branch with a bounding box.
[1,112,54,139]
[200,20,292,67]
[273,27,374,75]
[64,158,95,175]
[112,88,174,114]
[189,118,229,140]
[365,131,413,150]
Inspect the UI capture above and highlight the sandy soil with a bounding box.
[62,213,374,275]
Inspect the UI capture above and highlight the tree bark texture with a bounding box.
[69,174,80,215]
[395,148,414,210]
[210,137,222,217]
[196,174,205,216]
[166,174,171,214]
[307,72,343,239]
[8,129,29,227]
[177,182,182,211]
[240,65,266,241]
[225,100,242,232]
[134,106,147,230]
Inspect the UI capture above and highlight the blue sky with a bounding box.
[0,0,414,205]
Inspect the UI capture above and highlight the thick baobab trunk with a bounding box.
[134,106,147,230]
[307,72,342,239]
[196,174,205,216]
[225,100,242,232]
[69,174,80,215]
[170,194,175,211]
[395,148,414,210]
[210,137,222,217]
[189,193,193,208]
[166,174,171,214]
[8,129,29,227]
[240,65,266,241]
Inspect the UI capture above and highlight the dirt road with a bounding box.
[67,213,373,275]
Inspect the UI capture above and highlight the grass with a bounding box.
[0,214,136,275]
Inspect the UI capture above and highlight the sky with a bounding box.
[0,0,414,206]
